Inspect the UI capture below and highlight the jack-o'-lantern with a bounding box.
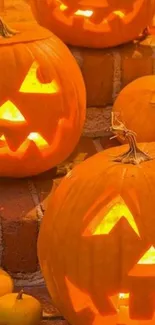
[29,0,155,48]
[38,115,155,325]
[112,75,155,144]
[0,20,86,177]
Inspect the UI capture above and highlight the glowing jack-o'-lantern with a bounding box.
[29,0,155,48]
[38,116,155,325]
[0,22,86,177]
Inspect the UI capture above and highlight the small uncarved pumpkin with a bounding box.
[112,75,155,143]
[0,290,42,325]
[29,0,155,48]
[38,118,155,324]
[0,20,86,177]
[0,269,14,297]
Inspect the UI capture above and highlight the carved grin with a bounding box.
[0,133,49,153]
[0,101,49,152]
[55,0,135,25]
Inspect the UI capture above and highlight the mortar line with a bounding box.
[93,138,104,152]
[112,50,122,102]
[27,179,44,224]
[0,215,3,266]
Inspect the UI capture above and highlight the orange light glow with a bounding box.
[59,3,125,19]
[27,132,48,147]
[0,132,48,150]
[0,101,25,122]
[138,246,155,264]
[60,4,93,17]
[119,293,129,300]
[75,9,93,17]
[83,196,140,237]
[59,3,67,11]
[113,11,125,18]
[0,135,5,141]
[19,62,59,94]
[129,247,155,277]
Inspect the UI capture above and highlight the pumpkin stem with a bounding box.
[16,289,24,300]
[110,113,152,164]
[0,17,19,38]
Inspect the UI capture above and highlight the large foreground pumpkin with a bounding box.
[29,0,155,48]
[112,75,155,144]
[38,117,155,325]
[0,20,86,177]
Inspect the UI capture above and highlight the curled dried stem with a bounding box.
[0,17,19,38]
[110,113,152,165]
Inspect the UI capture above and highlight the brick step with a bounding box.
[0,136,120,285]
[70,34,155,109]
[0,136,121,285]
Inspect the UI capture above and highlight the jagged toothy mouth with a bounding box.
[0,100,49,152]
[0,132,49,152]
[55,0,134,24]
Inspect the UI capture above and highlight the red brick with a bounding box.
[53,136,98,188]
[2,219,38,273]
[41,321,68,325]
[70,47,113,107]
[100,136,121,150]
[70,36,155,108]
[121,40,153,88]
[0,137,97,275]
[32,168,56,212]
[0,175,54,273]
[68,136,97,162]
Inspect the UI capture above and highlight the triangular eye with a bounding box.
[137,246,155,265]
[83,196,140,237]
[0,100,25,121]
[19,62,59,94]
[129,246,155,277]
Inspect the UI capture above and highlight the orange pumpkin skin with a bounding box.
[38,142,155,325]
[112,75,155,144]
[0,23,86,178]
[29,0,155,48]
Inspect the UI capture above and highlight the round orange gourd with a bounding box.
[112,75,155,143]
[0,21,86,177]
[0,269,14,297]
[0,290,42,325]
[29,0,155,48]
[38,120,155,325]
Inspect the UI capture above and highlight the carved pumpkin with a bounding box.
[29,0,155,48]
[38,117,155,325]
[0,21,86,177]
[112,75,155,144]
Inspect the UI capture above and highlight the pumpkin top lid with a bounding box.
[0,21,52,45]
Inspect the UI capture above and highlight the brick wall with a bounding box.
[70,35,155,137]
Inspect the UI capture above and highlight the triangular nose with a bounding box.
[0,100,25,122]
